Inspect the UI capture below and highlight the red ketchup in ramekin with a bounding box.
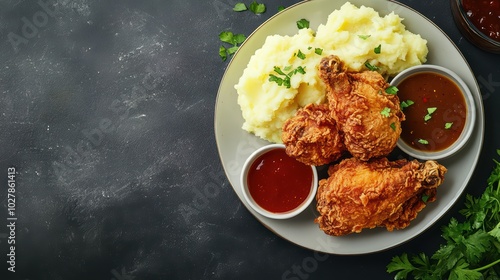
[247,148,313,213]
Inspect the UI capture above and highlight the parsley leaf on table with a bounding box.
[218,1,268,61]
[249,1,266,14]
[219,31,245,45]
[233,2,247,12]
[218,31,246,61]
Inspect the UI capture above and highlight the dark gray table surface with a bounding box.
[0,0,499,279]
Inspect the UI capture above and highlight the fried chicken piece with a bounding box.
[282,103,346,166]
[315,157,447,236]
[319,55,405,161]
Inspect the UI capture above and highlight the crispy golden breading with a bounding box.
[319,55,405,161]
[282,103,346,166]
[315,157,447,236]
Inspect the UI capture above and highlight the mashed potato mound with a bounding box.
[235,2,428,143]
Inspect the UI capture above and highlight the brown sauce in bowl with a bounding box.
[397,72,467,152]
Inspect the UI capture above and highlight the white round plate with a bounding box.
[214,0,484,254]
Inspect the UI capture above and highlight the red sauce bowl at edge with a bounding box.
[240,144,318,219]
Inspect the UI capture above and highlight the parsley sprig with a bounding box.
[219,31,246,61]
[387,150,500,279]
[218,1,267,61]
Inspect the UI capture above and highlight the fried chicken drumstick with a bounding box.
[319,55,405,161]
[315,157,447,236]
[282,103,346,166]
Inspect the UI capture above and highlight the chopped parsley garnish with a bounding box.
[388,149,500,280]
[381,107,391,117]
[390,122,396,131]
[365,61,379,71]
[445,122,453,129]
[268,74,285,87]
[233,3,247,11]
[374,44,381,54]
[278,5,285,12]
[421,194,430,203]
[418,139,429,145]
[249,1,266,14]
[296,50,306,60]
[268,65,306,88]
[427,107,437,114]
[273,66,286,76]
[424,107,437,121]
[358,34,371,40]
[294,66,306,75]
[218,31,246,61]
[296,18,310,29]
[315,48,323,55]
[400,100,414,110]
[385,86,398,95]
